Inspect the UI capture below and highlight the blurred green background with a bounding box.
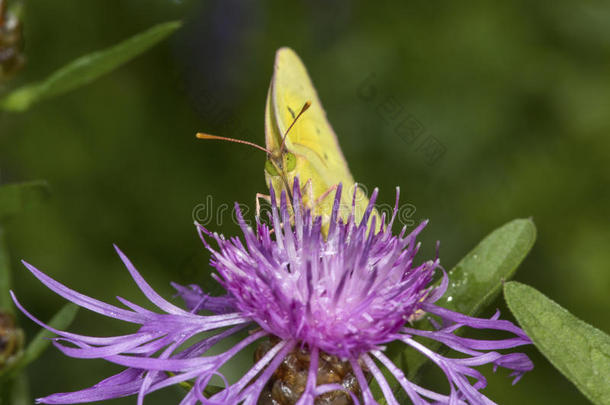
[1,0,609,403]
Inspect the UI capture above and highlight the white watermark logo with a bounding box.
[192,185,417,229]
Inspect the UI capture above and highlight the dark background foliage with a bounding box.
[1,0,608,403]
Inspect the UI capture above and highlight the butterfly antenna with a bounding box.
[279,101,311,153]
[196,133,272,155]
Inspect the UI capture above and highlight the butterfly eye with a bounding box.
[264,159,279,176]
[284,153,296,172]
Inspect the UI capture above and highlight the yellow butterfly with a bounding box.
[263,47,380,231]
[198,47,379,233]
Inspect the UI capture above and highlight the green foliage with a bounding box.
[0,181,50,311]
[1,2,609,403]
[0,374,31,405]
[505,282,610,405]
[436,218,537,316]
[0,180,68,398]
[375,219,536,403]
[0,229,12,312]
[0,181,50,223]
[0,21,181,112]
[403,218,537,378]
[0,304,78,404]
[0,303,78,381]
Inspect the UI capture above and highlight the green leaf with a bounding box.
[505,282,610,405]
[0,303,78,380]
[404,218,537,376]
[0,181,50,223]
[436,218,537,315]
[0,20,181,112]
[377,219,537,403]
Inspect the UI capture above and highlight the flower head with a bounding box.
[204,180,436,360]
[13,179,533,404]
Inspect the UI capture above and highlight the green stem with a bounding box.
[0,226,14,314]
[0,373,30,405]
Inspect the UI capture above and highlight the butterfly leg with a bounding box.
[301,178,315,205]
[256,193,280,235]
[300,182,340,223]
[314,184,339,205]
[255,193,271,219]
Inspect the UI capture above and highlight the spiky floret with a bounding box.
[201,179,437,359]
[13,178,532,404]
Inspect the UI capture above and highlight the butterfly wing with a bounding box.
[267,47,377,227]
[271,48,355,192]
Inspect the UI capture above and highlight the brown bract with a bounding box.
[0,312,24,369]
[254,336,371,405]
[0,0,25,80]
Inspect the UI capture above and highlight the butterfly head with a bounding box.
[264,100,309,178]
[264,150,296,177]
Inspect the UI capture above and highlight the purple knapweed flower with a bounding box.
[13,178,533,404]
